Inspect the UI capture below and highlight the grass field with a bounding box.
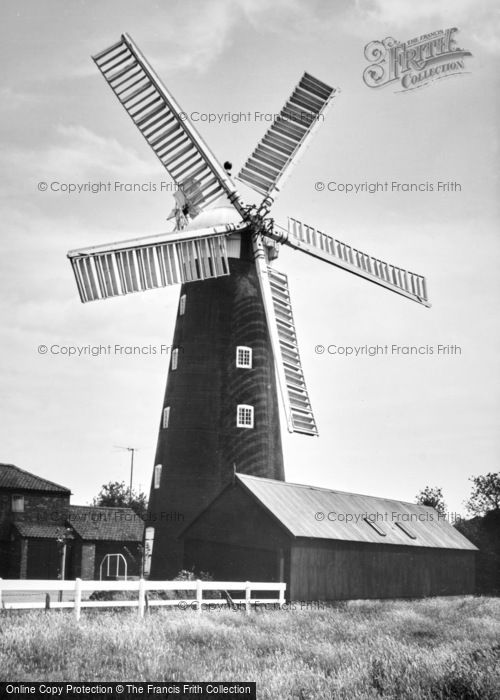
[1,596,499,699]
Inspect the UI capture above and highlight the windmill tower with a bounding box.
[67,35,430,578]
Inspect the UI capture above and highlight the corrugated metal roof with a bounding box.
[0,463,70,493]
[13,522,73,539]
[68,506,144,542]
[236,474,477,550]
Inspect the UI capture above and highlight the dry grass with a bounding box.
[1,596,499,699]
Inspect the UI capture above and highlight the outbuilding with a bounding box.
[67,505,144,580]
[181,474,477,600]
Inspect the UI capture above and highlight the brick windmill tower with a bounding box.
[67,35,430,578]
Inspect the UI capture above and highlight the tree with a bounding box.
[465,472,500,516]
[415,486,446,516]
[455,505,500,595]
[92,480,148,519]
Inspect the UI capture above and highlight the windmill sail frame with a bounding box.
[68,223,245,303]
[237,72,335,202]
[93,34,245,217]
[266,218,430,307]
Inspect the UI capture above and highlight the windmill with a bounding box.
[67,34,430,578]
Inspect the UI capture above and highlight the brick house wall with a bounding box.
[7,492,70,527]
[0,485,70,578]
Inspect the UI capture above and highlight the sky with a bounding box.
[0,0,498,517]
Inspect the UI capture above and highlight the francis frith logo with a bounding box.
[363,28,472,91]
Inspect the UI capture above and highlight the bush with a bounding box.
[146,568,222,602]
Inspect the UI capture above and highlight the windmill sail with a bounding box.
[252,234,318,436]
[67,224,244,303]
[237,73,335,200]
[92,34,244,217]
[278,218,430,307]
[267,268,318,435]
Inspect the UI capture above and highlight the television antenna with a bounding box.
[114,445,140,501]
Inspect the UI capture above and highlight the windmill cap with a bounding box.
[184,199,243,231]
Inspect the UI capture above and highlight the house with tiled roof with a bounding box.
[0,463,71,579]
[0,463,144,580]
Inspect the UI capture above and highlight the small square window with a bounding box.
[237,404,254,428]
[154,464,162,489]
[11,495,24,513]
[179,294,186,316]
[163,407,170,429]
[236,346,252,368]
[171,348,178,370]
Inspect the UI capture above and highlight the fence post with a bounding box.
[196,579,202,614]
[279,583,286,607]
[138,578,146,618]
[45,593,51,610]
[245,581,251,615]
[74,578,82,622]
[0,578,2,609]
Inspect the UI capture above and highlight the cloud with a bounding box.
[3,124,157,188]
[355,0,473,24]
[141,1,238,74]
[353,0,500,53]
[142,0,326,75]
[44,125,155,179]
[0,86,38,110]
[236,0,318,33]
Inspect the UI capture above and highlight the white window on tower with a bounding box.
[154,464,162,489]
[171,348,178,370]
[11,495,24,513]
[236,346,252,368]
[163,407,170,429]
[143,527,155,577]
[237,404,254,429]
[179,294,186,316]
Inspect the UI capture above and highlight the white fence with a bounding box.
[0,578,286,620]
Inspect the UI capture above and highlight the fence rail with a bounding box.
[0,578,286,620]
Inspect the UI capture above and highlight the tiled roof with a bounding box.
[0,463,70,493]
[13,522,73,539]
[234,474,477,550]
[68,505,144,542]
